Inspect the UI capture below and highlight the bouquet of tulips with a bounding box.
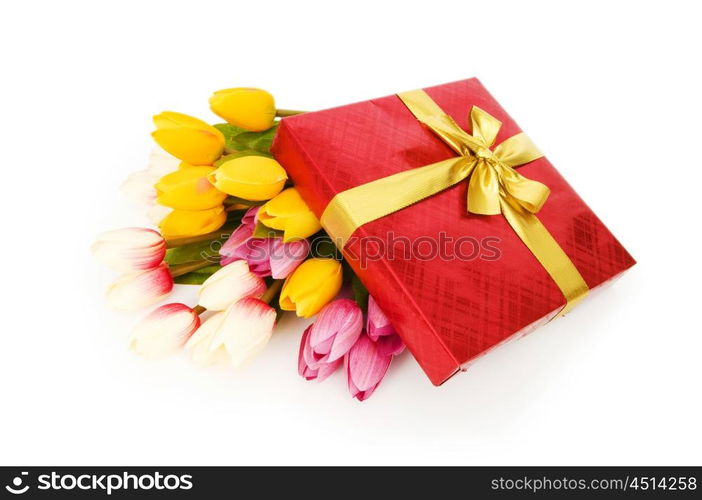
[93,88,405,401]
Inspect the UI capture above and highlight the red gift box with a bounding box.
[271,78,635,386]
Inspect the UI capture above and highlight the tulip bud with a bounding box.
[258,188,321,242]
[345,333,393,401]
[197,260,266,311]
[155,166,227,210]
[367,296,405,356]
[92,227,166,272]
[308,299,363,363]
[158,206,226,239]
[106,263,174,310]
[298,325,342,382]
[128,303,200,359]
[209,88,276,132]
[209,156,287,201]
[185,297,276,367]
[279,258,343,318]
[151,111,225,166]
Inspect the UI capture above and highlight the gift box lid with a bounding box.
[271,78,635,386]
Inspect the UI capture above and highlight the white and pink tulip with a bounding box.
[120,147,180,206]
[197,260,266,311]
[128,303,200,359]
[91,227,166,272]
[106,262,174,310]
[185,297,276,367]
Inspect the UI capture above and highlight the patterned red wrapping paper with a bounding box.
[271,78,636,386]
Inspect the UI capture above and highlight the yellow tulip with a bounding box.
[209,88,276,132]
[155,166,227,210]
[159,206,226,238]
[209,156,287,201]
[258,188,321,242]
[279,258,343,318]
[151,111,225,166]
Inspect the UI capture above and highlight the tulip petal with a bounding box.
[268,238,309,279]
[210,156,287,201]
[185,311,229,366]
[279,258,343,318]
[155,166,226,210]
[375,334,405,357]
[345,334,392,400]
[209,297,276,367]
[159,206,226,239]
[129,303,199,359]
[106,263,173,310]
[92,227,166,272]
[209,88,276,132]
[309,299,363,362]
[198,260,266,311]
[366,295,397,339]
[298,325,342,382]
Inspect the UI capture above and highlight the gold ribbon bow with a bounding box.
[321,89,589,314]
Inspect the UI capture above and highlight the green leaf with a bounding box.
[214,123,279,154]
[166,239,225,266]
[233,124,279,153]
[351,273,369,313]
[173,265,221,285]
[252,220,284,239]
[310,234,341,259]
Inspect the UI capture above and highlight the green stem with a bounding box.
[169,260,216,278]
[165,230,230,248]
[260,279,285,304]
[275,108,306,117]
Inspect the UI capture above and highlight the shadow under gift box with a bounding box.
[271,78,636,386]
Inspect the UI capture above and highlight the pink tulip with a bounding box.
[298,325,342,381]
[367,295,405,356]
[220,207,258,266]
[91,227,166,272]
[106,262,174,310]
[308,299,363,364]
[345,333,393,401]
[129,303,200,359]
[220,206,309,279]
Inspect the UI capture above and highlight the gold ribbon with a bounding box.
[321,89,589,314]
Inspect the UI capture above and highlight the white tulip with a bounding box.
[146,146,181,177]
[146,203,173,225]
[129,303,200,359]
[198,260,266,311]
[106,263,173,310]
[91,227,166,272]
[120,147,180,206]
[185,298,276,367]
[184,312,229,366]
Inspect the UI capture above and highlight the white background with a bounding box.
[1,0,700,466]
